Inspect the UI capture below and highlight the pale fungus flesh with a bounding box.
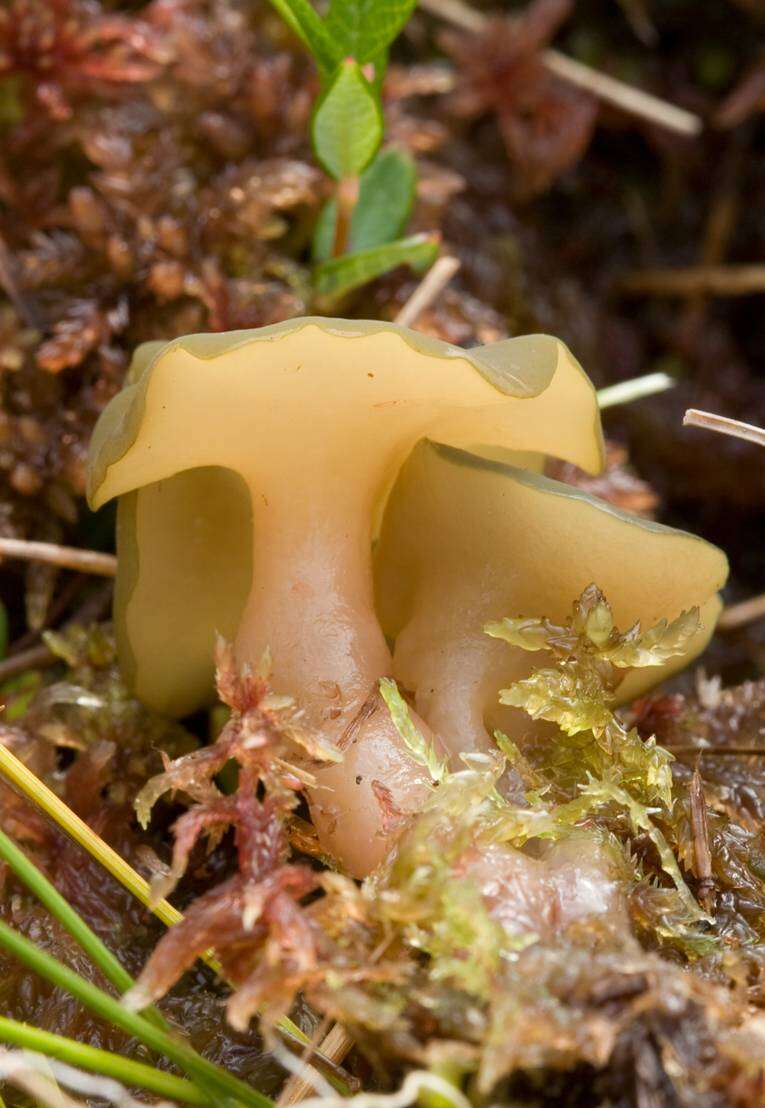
[374,440,728,759]
[88,317,603,876]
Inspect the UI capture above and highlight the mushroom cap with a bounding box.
[88,318,604,507]
[374,440,728,721]
[87,317,604,717]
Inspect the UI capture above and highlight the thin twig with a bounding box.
[394,255,461,328]
[689,767,715,912]
[541,50,700,135]
[619,264,765,298]
[1,581,113,679]
[683,409,765,448]
[0,539,116,577]
[418,0,702,136]
[596,371,674,409]
[0,643,58,684]
[718,593,765,632]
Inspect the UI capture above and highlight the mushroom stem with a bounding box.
[235,479,436,876]
[392,592,529,759]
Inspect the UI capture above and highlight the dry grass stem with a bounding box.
[0,739,188,933]
[620,264,765,297]
[718,593,765,632]
[418,0,702,135]
[541,49,701,135]
[683,409,765,448]
[394,255,461,328]
[596,371,674,409]
[0,538,117,577]
[278,1024,356,1105]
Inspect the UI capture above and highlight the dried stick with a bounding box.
[718,594,765,632]
[683,409,765,449]
[418,0,702,136]
[619,265,765,298]
[394,255,461,328]
[0,539,116,577]
[0,643,58,684]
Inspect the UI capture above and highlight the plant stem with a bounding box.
[0,538,117,577]
[0,828,167,1031]
[619,264,765,297]
[683,408,765,448]
[0,920,273,1108]
[394,255,461,329]
[718,592,765,631]
[332,176,359,257]
[597,372,674,409]
[0,643,57,684]
[0,1018,207,1107]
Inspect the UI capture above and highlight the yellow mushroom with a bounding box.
[374,440,728,759]
[87,317,602,876]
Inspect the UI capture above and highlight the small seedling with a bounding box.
[267,0,438,301]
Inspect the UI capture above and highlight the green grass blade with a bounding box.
[0,921,273,1108]
[0,1018,207,1106]
[0,828,167,1032]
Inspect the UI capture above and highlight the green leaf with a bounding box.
[379,677,448,784]
[312,148,416,261]
[265,0,339,74]
[311,59,383,180]
[312,199,339,263]
[326,0,419,63]
[348,146,417,250]
[314,232,438,299]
